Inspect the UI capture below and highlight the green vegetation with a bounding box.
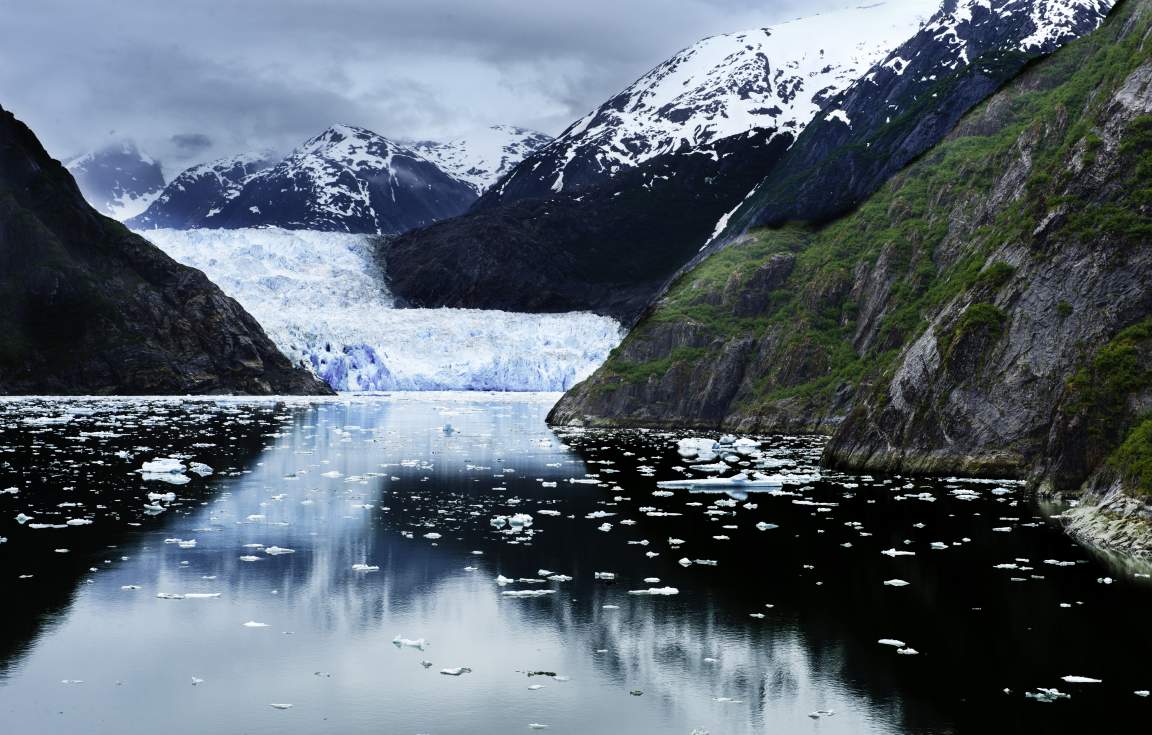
[1066,318,1152,440]
[603,346,710,384]
[974,262,1016,291]
[1057,300,1074,318]
[1107,417,1152,495]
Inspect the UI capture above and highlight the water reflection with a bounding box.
[1,394,1150,734]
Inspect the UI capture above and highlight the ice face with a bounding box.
[141,227,623,391]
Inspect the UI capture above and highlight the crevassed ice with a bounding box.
[142,228,623,392]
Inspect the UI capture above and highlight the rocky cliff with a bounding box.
[0,104,333,395]
[551,0,1152,547]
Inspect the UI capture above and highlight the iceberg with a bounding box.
[141,228,623,391]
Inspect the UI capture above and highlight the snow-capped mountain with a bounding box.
[141,227,622,391]
[386,0,1118,323]
[204,125,477,234]
[65,141,165,220]
[128,151,274,230]
[730,0,1117,231]
[483,0,932,205]
[409,125,552,195]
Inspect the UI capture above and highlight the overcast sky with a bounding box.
[0,0,846,173]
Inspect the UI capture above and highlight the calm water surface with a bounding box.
[1,393,1150,734]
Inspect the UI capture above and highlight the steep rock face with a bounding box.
[384,130,790,321]
[716,0,1116,238]
[408,126,553,196]
[480,1,929,205]
[128,152,274,229]
[552,0,1152,508]
[384,3,932,321]
[0,104,332,395]
[206,125,476,234]
[64,140,165,220]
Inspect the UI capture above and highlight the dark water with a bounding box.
[1,394,1151,735]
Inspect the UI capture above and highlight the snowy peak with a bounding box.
[869,0,1115,82]
[287,123,409,175]
[410,125,553,195]
[926,0,1114,55]
[129,151,273,229]
[203,125,477,234]
[738,0,1117,230]
[65,140,165,220]
[484,0,932,203]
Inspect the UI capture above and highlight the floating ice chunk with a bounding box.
[881,548,915,557]
[352,563,380,572]
[755,522,778,531]
[320,471,343,478]
[883,579,910,587]
[897,648,919,655]
[878,639,906,647]
[496,575,515,586]
[678,558,693,567]
[239,555,262,562]
[121,585,141,590]
[242,621,269,628]
[149,492,176,503]
[528,724,549,729]
[265,546,295,555]
[140,458,185,474]
[269,703,293,709]
[1136,690,1150,697]
[184,593,221,599]
[1061,675,1102,684]
[594,572,616,580]
[65,518,93,526]
[1098,577,1114,584]
[643,577,660,584]
[527,684,545,691]
[490,516,508,529]
[392,635,427,650]
[509,513,534,528]
[191,677,204,686]
[501,590,555,598]
[1026,688,1070,702]
[423,532,442,540]
[15,513,33,525]
[597,523,613,532]
[657,474,783,490]
[628,587,679,596]
[188,462,213,477]
[440,667,472,676]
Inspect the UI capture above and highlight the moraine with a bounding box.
[0,394,1150,734]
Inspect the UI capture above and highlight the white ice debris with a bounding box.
[440,667,473,676]
[392,635,427,650]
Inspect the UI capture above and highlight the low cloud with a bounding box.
[0,0,843,171]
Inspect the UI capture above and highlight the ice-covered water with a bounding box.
[3,394,1152,735]
[142,228,623,391]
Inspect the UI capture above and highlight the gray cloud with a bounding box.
[0,0,846,173]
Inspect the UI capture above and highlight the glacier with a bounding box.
[142,228,623,392]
